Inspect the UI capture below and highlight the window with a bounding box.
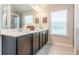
[24,15,33,25]
[51,10,67,36]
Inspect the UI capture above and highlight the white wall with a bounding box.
[75,5,79,29]
[75,4,79,54]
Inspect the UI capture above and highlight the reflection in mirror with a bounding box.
[2,7,8,29]
[11,15,20,29]
[24,15,33,27]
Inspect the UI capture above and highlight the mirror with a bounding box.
[2,7,8,29]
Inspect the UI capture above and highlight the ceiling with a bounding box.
[11,4,52,13]
[11,4,33,12]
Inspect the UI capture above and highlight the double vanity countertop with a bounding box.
[0,29,48,37]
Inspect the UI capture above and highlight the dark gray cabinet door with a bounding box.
[2,36,16,55]
[43,31,46,45]
[33,32,39,54]
[39,31,43,48]
[17,35,32,55]
[45,30,48,43]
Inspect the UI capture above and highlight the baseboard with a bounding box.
[53,42,73,48]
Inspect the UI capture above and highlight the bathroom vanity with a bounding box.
[1,29,48,55]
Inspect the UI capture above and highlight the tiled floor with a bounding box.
[36,43,52,55]
[36,43,74,55]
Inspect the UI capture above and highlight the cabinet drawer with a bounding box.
[33,32,39,37]
[18,34,32,40]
